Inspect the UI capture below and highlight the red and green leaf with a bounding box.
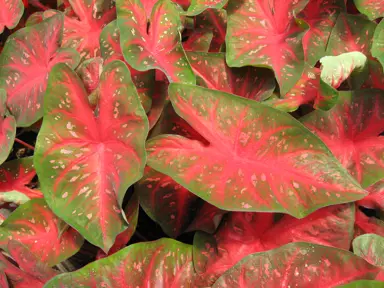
[298,0,346,65]
[0,198,83,267]
[185,0,227,16]
[211,242,382,287]
[44,238,195,287]
[0,157,43,203]
[0,0,24,34]
[372,19,384,69]
[61,0,116,58]
[0,14,80,127]
[358,180,384,219]
[0,89,16,165]
[353,233,384,267]
[76,57,103,93]
[34,61,148,252]
[187,52,276,101]
[183,30,213,52]
[186,202,225,234]
[147,83,366,218]
[117,0,196,84]
[354,209,384,238]
[225,0,308,94]
[301,89,384,188]
[353,0,384,20]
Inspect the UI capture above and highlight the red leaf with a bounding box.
[358,180,384,213]
[0,0,24,34]
[183,30,213,52]
[355,208,384,238]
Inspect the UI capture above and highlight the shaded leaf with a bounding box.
[353,233,384,267]
[301,89,384,188]
[76,57,103,93]
[354,208,384,238]
[183,30,213,52]
[0,0,24,34]
[117,0,195,84]
[44,238,195,287]
[34,61,148,252]
[147,83,366,218]
[358,180,384,219]
[0,198,83,267]
[186,202,225,234]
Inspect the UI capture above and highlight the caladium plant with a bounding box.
[0,0,383,286]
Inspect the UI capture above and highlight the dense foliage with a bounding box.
[0,0,384,287]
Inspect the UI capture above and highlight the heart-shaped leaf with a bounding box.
[353,233,384,267]
[226,0,308,94]
[0,157,43,203]
[301,89,384,188]
[44,238,195,287]
[0,198,83,266]
[117,0,195,84]
[0,0,24,34]
[0,14,80,127]
[212,242,382,287]
[0,90,15,165]
[34,61,148,252]
[147,83,366,218]
[353,0,384,20]
[372,19,384,69]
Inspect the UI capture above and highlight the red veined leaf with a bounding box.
[185,202,226,234]
[301,89,384,188]
[0,271,8,288]
[269,65,338,112]
[25,12,44,26]
[225,0,308,95]
[147,83,366,218]
[195,8,227,52]
[100,20,154,113]
[0,198,83,266]
[76,57,103,93]
[354,208,384,238]
[0,90,16,165]
[96,192,139,259]
[353,233,384,267]
[298,0,346,65]
[34,61,148,252]
[193,204,354,285]
[0,157,43,203]
[187,52,276,101]
[0,14,81,127]
[372,19,384,69]
[0,0,24,34]
[44,238,196,287]
[60,0,116,58]
[185,0,227,16]
[358,180,384,218]
[353,0,384,20]
[116,0,196,84]
[211,242,382,288]
[326,13,384,90]
[183,29,213,52]
[7,240,59,282]
[340,280,384,288]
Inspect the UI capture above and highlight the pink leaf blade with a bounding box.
[0,0,24,34]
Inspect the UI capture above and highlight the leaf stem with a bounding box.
[15,138,35,150]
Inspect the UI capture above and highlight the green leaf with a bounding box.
[185,0,228,16]
[372,19,384,70]
[338,280,384,288]
[353,0,384,20]
[353,234,384,267]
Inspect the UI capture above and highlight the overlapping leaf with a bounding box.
[0,198,83,266]
[372,19,384,69]
[226,0,308,94]
[353,0,384,20]
[34,61,148,252]
[76,57,103,93]
[354,209,384,238]
[0,14,80,126]
[147,84,365,218]
[0,0,24,34]
[44,238,195,287]
[212,242,382,287]
[0,90,15,165]
[301,89,384,188]
[183,30,213,52]
[358,180,384,220]
[0,157,42,203]
[117,0,195,84]
[353,233,384,267]
[185,0,227,16]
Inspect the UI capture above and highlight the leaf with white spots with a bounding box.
[225,0,308,95]
[0,157,43,203]
[372,19,384,70]
[147,83,366,218]
[354,0,384,20]
[0,198,83,267]
[301,89,384,188]
[34,61,148,252]
[76,57,104,94]
[212,242,382,288]
[353,234,384,267]
[187,52,276,101]
[194,204,355,285]
[100,20,154,113]
[44,238,196,287]
[0,0,24,34]
[117,0,196,84]
[0,89,15,165]
[298,0,346,65]
[0,14,81,127]
[185,0,227,16]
